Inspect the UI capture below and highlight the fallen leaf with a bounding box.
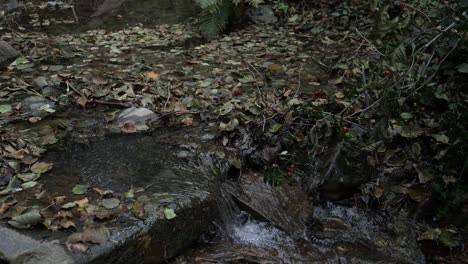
[17,173,40,182]
[4,149,27,159]
[270,63,284,71]
[146,71,160,80]
[102,198,120,209]
[121,123,137,133]
[62,202,77,209]
[92,76,108,85]
[82,225,110,244]
[181,115,193,126]
[72,184,90,195]
[164,208,176,220]
[68,242,88,253]
[8,208,42,229]
[76,197,89,209]
[31,162,53,174]
[21,181,38,189]
[77,96,88,108]
[52,196,67,204]
[0,201,17,215]
[432,134,450,144]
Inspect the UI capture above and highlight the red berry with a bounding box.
[384,69,391,75]
[419,107,425,113]
[290,164,295,169]
[287,171,293,176]
[342,126,349,132]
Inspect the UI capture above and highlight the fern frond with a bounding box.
[197,0,233,37]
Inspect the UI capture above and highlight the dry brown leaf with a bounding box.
[270,63,284,71]
[0,201,17,215]
[68,242,88,252]
[146,71,160,80]
[132,200,145,219]
[77,96,88,108]
[4,149,27,159]
[53,196,67,205]
[121,123,137,133]
[92,76,108,85]
[61,220,76,229]
[82,225,110,244]
[232,87,242,96]
[22,155,38,165]
[76,197,89,209]
[181,115,193,126]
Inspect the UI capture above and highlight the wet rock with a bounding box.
[0,0,20,11]
[0,227,73,264]
[33,76,49,90]
[224,172,312,235]
[306,142,373,200]
[0,41,19,69]
[20,96,55,113]
[177,150,193,159]
[247,5,278,24]
[114,107,159,127]
[0,127,230,264]
[307,205,426,263]
[42,85,61,98]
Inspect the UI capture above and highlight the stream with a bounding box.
[0,1,441,263]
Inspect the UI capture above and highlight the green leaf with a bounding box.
[400,112,413,120]
[219,102,233,115]
[219,118,239,131]
[62,202,77,209]
[8,208,42,229]
[164,208,177,220]
[269,123,282,133]
[31,162,53,174]
[21,181,38,189]
[124,187,135,199]
[456,63,468,73]
[392,43,407,63]
[72,184,90,195]
[102,198,120,209]
[0,104,12,114]
[432,134,450,144]
[17,173,40,182]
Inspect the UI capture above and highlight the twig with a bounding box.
[90,100,129,107]
[418,22,456,52]
[354,27,385,57]
[163,83,171,112]
[310,55,330,70]
[66,81,84,97]
[397,1,433,24]
[246,61,264,93]
[294,63,304,97]
[70,6,79,24]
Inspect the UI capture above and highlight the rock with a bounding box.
[246,5,278,24]
[33,76,49,90]
[307,205,426,263]
[0,0,20,11]
[20,96,55,112]
[19,128,228,263]
[306,142,373,201]
[114,107,159,127]
[0,227,73,264]
[0,41,19,69]
[42,85,60,98]
[224,172,312,235]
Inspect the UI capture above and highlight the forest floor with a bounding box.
[0,1,466,263]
